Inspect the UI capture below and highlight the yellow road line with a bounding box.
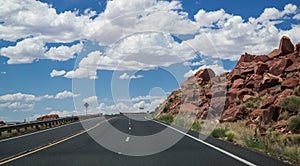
[0,118,112,165]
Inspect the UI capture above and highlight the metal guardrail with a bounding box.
[0,114,105,138]
[0,116,79,138]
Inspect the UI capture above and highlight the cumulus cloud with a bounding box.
[0,91,79,113]
[184,64,229,78]
[7,102,34,110]
[0,0,197,64]
[0,91,78,102]
[83,96,98,103]
[64,32,196,78]
[293,14,300,20]
[95,99,164,114]
[0,92,40,102]
[0,0,299,77]
[119,73,143,79]
[0,38,83,64]
[50,69,66,77]
[50,91,79,99]
[188,4,300,61]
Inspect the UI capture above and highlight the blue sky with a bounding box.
[0,0,299,121]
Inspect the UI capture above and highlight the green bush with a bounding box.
[191,121,202,132]
[288,116,300,132]
[225,130,238,142]
[158,114,173,124]
[242,97,262,111]
[281,95,300,112]
[210,128,228,138]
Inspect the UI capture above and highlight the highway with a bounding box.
[0,114,288,166]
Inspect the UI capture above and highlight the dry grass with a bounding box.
[214,120,300,164]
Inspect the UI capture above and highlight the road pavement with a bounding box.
[0,114,288,166]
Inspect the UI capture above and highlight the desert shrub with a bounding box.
[158,114,173,124]
[281,95,300,112]
[211,128,228,138]
[225,130,238,142]
[242,97,262,110]
[278,111,290,120]
[287,116,300,132]
[191,121,202,132]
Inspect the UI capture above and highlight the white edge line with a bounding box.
[0,117,100,143]
[146,117,256,166]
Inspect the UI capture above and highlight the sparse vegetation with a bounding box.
[157,114,173,124]
[216,121,300,163]
[287,116,300,132]
[191,121,202,132]
[210,128,228,138]
[278,111,290,120]
[281,95,300,112]
[225,130,238,142]
[242,97,262,111]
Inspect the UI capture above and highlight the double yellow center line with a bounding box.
[0,118,112,165]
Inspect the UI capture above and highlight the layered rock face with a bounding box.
[155,36,300,132]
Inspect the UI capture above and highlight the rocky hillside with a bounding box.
[155,36,300,133]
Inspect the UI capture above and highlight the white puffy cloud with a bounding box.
[0,38,83,64]
[0,91,78,102]
[50,70,66,77]
[0,0,93,42]
[293,14,300,20]
[7,102,34,110]
[187,4,300,61]
[95,99,164,114]
[184,64,229,78]
[0,0,197,64]
[83,96,98,103]
[53,91,79,99]
[0,92,39,102]
[44,42,83,61]
[0,0,299,71]
[119,73,143,79]
[0,38,46,64]
[64,32,196,78]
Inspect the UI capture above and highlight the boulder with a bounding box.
[194,68,215,83]
[254,55,269,62]
[221,106,243,122]
[250,109,263,119]
[237,88,253,99]
[260,73,283,91]
[180,103,198,112]
[242,95,255,102]
[232,78,244,88]
[260,108,275,125]
[267,49,281,59]
[296,86,300,97]
[269,58,293,76]
[281,77,299,89]
[254,62,268,75]
[279,36,294,55]
[274,89,294,107]
[236,53,256,67]
[295,42,300,52]
[261,96,277,109]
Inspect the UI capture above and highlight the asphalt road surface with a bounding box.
[0,114,288,166]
